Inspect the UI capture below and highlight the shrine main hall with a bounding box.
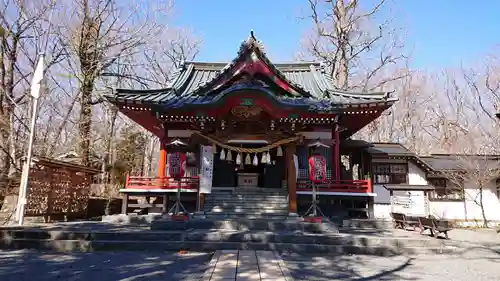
[104,32,397,217]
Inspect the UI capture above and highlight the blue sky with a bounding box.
[173,1,500,70]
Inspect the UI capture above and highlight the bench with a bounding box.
[419,217,453,239]
[391,212,420,230]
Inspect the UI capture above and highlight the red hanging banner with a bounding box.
[169,152,186,179]
[308,155,327,183]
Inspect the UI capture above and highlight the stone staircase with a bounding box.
[0,221,460,255]
[0,189,459,255]
[203,188,289,219]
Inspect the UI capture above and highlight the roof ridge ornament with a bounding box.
[239,29,265,54]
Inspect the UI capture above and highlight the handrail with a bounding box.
[125,175,200,190]
[297,179,372,193]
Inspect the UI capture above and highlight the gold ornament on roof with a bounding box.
[231,105,263,118]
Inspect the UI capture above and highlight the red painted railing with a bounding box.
[125,175,199,190]
[297,179,372,193]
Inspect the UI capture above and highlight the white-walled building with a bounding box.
[370,143,500,227]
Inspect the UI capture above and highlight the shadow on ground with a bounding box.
[280,242,500,281]
[281,253,417,281]
[0,250,212,281]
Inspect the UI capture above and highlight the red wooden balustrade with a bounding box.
[125,175,199,190]
[296,179,372,193]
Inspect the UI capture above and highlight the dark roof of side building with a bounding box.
[420,154,500,172]
[365,143,500,173]
[366,143,416,156]
[365,143,434,172]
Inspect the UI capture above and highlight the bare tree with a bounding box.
[301,0,436,150]
[302,0,407,91]
[461,52,500,123]
[438,154,500,228]
[53,0,203,168]
[58,0,162,166]
[142,28,201,86]
[426,64,500,228]
[0,0,64,177]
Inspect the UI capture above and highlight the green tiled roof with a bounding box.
[105,31,397,111]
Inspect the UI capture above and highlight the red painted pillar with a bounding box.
[333,124,341,181]
[157,140,167,179]
[286,143,297,214]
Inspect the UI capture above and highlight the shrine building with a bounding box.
[104,32,398,218]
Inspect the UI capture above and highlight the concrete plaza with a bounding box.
[0,229,497,281]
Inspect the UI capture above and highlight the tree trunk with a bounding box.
[78,78,94,166]
[102,106,118,184]
[463,188,468,225]
[0,34,19,178]
[7,110,16,176]
[333,0,349,90]
[478,185,488,228]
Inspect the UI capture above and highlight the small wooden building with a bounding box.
[0,157,100,222]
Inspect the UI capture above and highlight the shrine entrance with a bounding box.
[202,94,296,190]
[212,141,286,189]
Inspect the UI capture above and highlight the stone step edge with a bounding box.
[203,207,288,210]
[0,229,349,236]
[203,205,289,208]
[0,228,436,239]
[0,229,372,235]
[227,191,287,192]
[204,212,288,214]
[204,214,290,217]
[1,226,392,233]
[204,201,288,203]
[1,230,453,247]
[201,216,292,218]
[219,195,287,197]
[208,195,288,197]
[0,239,461,255]
[208,193,288,198]
[204,215,290,217]
[0,229,381,238]
[203,204,288,207]
[204,198,288,201]
[204,196,288,198]
[205,209,288,213]
[204,207,288,209]
[204,205,289,207]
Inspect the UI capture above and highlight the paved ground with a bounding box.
[281,228,500,281]
[0,250,211,281]
[0,223,498,280]
[282,247,500,281]
[204,250,292,281]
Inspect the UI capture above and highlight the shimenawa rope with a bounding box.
[193,131,298,153]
